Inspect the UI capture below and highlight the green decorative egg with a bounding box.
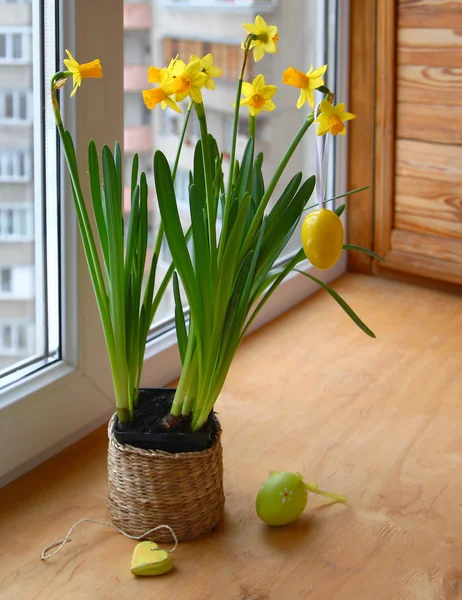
[256,472,308,526]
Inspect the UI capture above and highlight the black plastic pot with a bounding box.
[113,388,217,453]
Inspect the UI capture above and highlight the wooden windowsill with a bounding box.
[1,274,461,599]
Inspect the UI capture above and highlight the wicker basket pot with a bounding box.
[107,414,225,542]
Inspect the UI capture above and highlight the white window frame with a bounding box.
[0,0,349,487]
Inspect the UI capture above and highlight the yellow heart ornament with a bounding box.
[130,541,173,576]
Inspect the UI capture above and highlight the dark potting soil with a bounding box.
[114,389,217,452]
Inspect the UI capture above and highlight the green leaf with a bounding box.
[173,272,188,364]
[236,137,254,200]
[263,172,302,242]
[114,142,123,219]
[243,249,305,339]
[193,139,205,199]
[88,140,109,272]
[257,175,315,276]
[295,269,376,338]
[251,152,265,205]
[330,185,370,202]
[124,184,140,291]
[335,204,345,217]
[342,244,384,261]
[190,184,213,337]
[154,150,202,334]
[131,153,139,199]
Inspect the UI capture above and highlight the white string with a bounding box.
[41,518,178,561]
[314,102,323,209]
[314,102,331,210]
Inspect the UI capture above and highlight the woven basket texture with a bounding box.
[107,414,225,542]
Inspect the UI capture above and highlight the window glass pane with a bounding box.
[12,33,21,58]
[5,92,13,117]
[0,1,60,383]
[124,0,332,332]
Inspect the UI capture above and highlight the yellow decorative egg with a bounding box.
[301,208,344,270]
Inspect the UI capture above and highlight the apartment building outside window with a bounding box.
[0,207,31,239]
[0,268,11,292]
[0,91,30,121]
[0,150,30,181]
[0,30,31,63]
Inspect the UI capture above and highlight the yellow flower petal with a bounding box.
[188,86,203,103]
[241,82,254,97]
[252,74,265,91]
[309,64,327,79]
[255,15,268,31]
[242,22,259,35]
[318,99,334,116]
[260,85,277,99]
[164,97,182,113]
[316,121,330,136]
[148,67,161,84]
[253,44,265,62]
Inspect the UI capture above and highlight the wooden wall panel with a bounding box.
[396,139,462,184]
[395,175,462,239]
[347,0,376,273]
[349,0,462,287]
[374,0,396,258]
[398,0,462,28]
[395,212,462,239]
[398,28,462,67]
[392,229,462,262]
[397,103,462,144]
[397,65,462,105]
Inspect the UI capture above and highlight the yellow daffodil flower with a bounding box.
[239,74,276,117]
[190,53,222,90]
[172,59,208,103]
[282,65,327,108]
[142,68,181,113]
[242,15,278,62]
[63,49,102,97]
[314,100,356,136]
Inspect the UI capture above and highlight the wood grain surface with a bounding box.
[397,102,462,144]
[1,274,462,599]
[397,64,462,105]
[396,139,462,184]
[398,27,462,67]
[392,228,462,262]
[398,0,462,29]
[395,175,462,239]
[374,0,396,259]
[347,0,376,274]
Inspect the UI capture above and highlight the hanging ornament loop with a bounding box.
[41,518,178,561]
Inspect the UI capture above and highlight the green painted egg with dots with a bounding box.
[256,471,348,526]
[256,472,308,526]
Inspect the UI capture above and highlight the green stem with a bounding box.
[249,114,256,140]
[218,35,254,269]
